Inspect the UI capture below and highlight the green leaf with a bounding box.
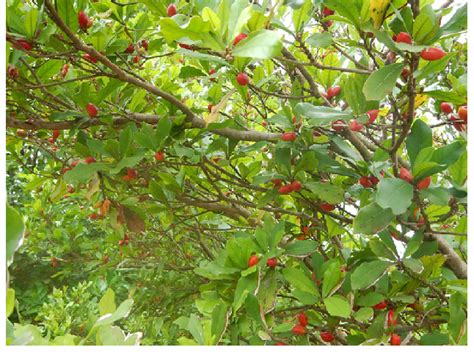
[448,292,466,342]
[233,30,283,59]
[99,288,117,316]
[375,178,414,215]
[6,204,25,267]
[94,299,134,327]
[363,63,404,101]
[343,74,378,115]
[403,258,424,273]
[420,332,449,345]
[369,238,397,261]
[282,267,319,297]
[6,288,15,318]
[412,5,441,44]
[406,119,432,166]
[57,0,78,33]
[306,33,333,48]
[284,240,318,256]
[292,0,314,31]
[211,303,228,343]
[354,307,374,322]
[351,260,392,290]
[233,273,257,313]
[323,295,352,318]
[24,7,39,39]
[305,182,345,204]
[353,203,394,235]
[442,4,467,35]
[187,314,205,345]
[295,103,353,124]
[322,262,344,298]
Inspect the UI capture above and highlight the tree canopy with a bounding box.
[6,0,467,346]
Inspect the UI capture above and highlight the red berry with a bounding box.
[387,309,397,327]
[178,43,193,50]
[52,129,61,140]
[369,176,379,186]
[367,109,379,124]
[289,180,302,192]
[416,176,431,190]
[236,72,249,86]
[83,54,98,63]
[86,103,98,117]
[292,324,306,336]
[395,32,412,45]
[233,33,248,46]
[17,39,33,51]
[71,159,79,167]
[420,47,446,61]
[359,176,372,188]
[141,39,149,50]
[320,331,335,343]
[155,151,165,162]
[262,121,268,127]
[127,168,138,179]
[47,137,55,144]
[125,43,134,53]
[84,156,96,164]
[297,313,308,327]
[272,178,283,188]
[458,105,467,123]
[331,120,345,132]
[278,184,293,195]
[349,119,364,132]
[167,4,177,17]
[327,86,341,99]
[133,55,140,63]
[320,203,335,212]
[401,68,410,81]
[399,167,413,183]
[266,257,278,268]
[324,20,334,28]
[322,6,335,17]
[208,104,214,112]
[281,132,297,141]
[248,254,259,267]
[275,342,286,346]
[373,301,388,310]
[89,213,99,220]
[78,11,91,29]
[390,333,401,345]
[209,68,216,75]
[440,102,453,114]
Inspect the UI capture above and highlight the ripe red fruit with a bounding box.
[349,119,364,132]
[458,105,467,123]
[297,313,308,327]
[78,11,92,30]
[167,4,177,16]
[233,33,248,46]
[401,68,410,82]
[331,120,345,132]
[272,178,283,188]
[275,342,286,346]
[416,176,431,190]
[369,176,379,186]
[127,168,138,179]
[86,103,98,117]
[290,180,302,192]
[390,333,401,346]
[16,129,27,138]
[327,85,341,99]
[373,301,388,310]
[248,254,259,267]
[320,203,335,212]
[320,331,335,343]
[84,156,96,164]
[83,54,98,63]
[281,132,297,141]
[322,6,335,17]
[450,114,465,132]
[71,159,79,167]
[133,55,140,63]
[387,309,397,327]
[209,68,216,75]
[262,121,268,127]
[359,176,372,188]
[47,137,55,144]
[51,257,59,268]
[266,257,278,268]
[52,129,61,140]
[236,72,249,86]
[367,109,379,124]
[292,324,306,336]
[208,104,214,112]
[17,39,33,51]
[440,102,453,114]
[324,20,333,28]
[125,43,134,53]
[141,39,149,50]
[7,65,19,79]
[178,43,193,50]
[420,47,446,61]
[395,32,412,45]
[278,184,293,195]
[89,213,99,220]
[155,151,165,162]
[399,167,413,183]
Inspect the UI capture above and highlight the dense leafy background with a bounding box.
[6,0,467,346]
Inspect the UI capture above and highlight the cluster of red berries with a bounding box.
[399,167,431,190]
[441,102,467,132]
[275,180,302,195]
[247,254,278,268]
[359,175,380,188]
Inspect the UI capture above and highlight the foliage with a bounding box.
[5,0,468,346]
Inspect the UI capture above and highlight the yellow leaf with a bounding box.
[369,0,391,28]
[204,90,236,126]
